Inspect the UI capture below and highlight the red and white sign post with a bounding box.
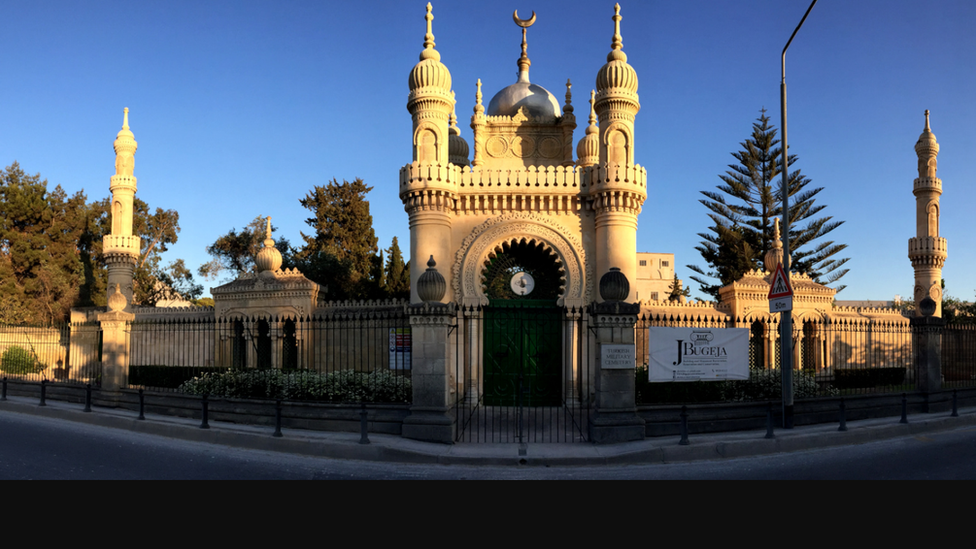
[768,263,794,313]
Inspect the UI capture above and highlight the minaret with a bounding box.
[764,218,786,274]
[402,3,456,303]
[909,110,948,316]
[590,4,645,301]
[103,108,141,310]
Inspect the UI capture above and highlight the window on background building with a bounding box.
[661,260,670,267]
[639,260,647,267]
[651,292,659,301]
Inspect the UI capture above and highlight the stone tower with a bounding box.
[403,3,457,303]
[103,108,141,310]
[909,110,948,317]
[592,3,643,301]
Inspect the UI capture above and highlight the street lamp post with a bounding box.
[779,0,817,429]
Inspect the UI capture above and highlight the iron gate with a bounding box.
[454,304,591,443]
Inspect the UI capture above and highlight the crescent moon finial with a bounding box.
[513,10,536,28]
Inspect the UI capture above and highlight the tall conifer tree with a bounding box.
[688,110,849,300]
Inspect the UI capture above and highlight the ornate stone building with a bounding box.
[401,4,646,308]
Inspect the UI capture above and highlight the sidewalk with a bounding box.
[1,394,973,466]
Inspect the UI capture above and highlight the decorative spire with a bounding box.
[113,107,137,177]
[611,3,623,52]
[255,215,282,274]
[449,91,460,133]
[419,3,440,62]
[764,217,787,273]
[474,79,484,115]
[915,109,939,179]
[122,107,130,130]
[587,90,597,130]
[264,216,274,246]
[564,79,573,113]
[513,10,536,82]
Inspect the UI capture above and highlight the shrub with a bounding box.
[178,369,412,403]
[129,366,228,389]
[0,346,46,375]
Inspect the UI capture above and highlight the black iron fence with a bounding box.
[453,304,592,443]
[125,308,412,404]
[635,315,921,404]
[0,322,101,386]
[943,323,976,385]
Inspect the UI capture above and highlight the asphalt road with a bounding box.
[2,410,975,479]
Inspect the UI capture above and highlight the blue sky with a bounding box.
[2,0,975,302]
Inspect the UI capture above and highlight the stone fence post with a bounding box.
[911,297,944,397]
[401,257,457,443]
[588,268,645,443]
[98,284,134,391]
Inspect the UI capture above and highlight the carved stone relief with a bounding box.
[452,212,591,306]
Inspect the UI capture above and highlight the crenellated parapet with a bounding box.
[103,234,142,257]
[908,236,948,267]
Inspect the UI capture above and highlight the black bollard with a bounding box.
[84,384,92,413]
[138,389,145,421]
[838,398,847,432]
[200,394,210,429]
[679,405,690,446]
[951,389,959,418]
[900,393,908,424]
[764,402,775,439]
[273,399,283,438]
[1,377,7,401]
[359,400,370,445]
[39,380,47,407]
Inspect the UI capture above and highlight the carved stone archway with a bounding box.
[452,212,591,308]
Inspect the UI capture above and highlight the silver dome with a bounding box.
[486,81,561,118]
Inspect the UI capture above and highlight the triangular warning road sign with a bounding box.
[768,263,794,299]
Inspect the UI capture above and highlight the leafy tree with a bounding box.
[385,237,410,300]
[198,216,292,282]
[297,178,380,299]
[688,109,849,300]
[0,162,88,323]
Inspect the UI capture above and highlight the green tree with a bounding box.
[667,274,691,303]
[298,178,380,299]
[198,216,292,282]
[385,236,410,300]
[0,162,88,323]
[688,109,849,300]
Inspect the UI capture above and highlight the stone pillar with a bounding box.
[402,258,456,443]
[587,268,645,443]
[98,285,133,391]
[402,303,457,443]
[912,298,944,395]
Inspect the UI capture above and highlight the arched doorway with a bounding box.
[481,239,563,407]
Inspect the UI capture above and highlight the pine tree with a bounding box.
[688,110,849,300]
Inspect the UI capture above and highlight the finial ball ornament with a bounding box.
[599,267,630,302]
[417,255,447,303]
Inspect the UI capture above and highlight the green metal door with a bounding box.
[483,300,562,407]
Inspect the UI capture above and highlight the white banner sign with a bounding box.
[648,327,750,382]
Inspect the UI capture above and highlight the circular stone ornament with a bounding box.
[510,271,535,296]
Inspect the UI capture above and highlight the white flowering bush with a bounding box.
[178,369,411,403]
